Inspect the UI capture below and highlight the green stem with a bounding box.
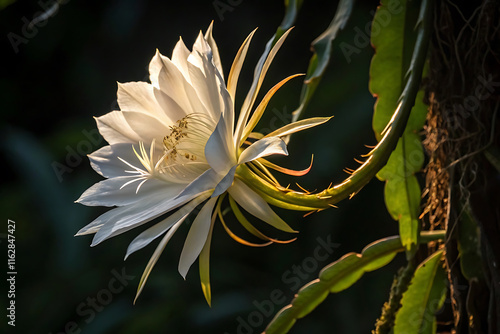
[239,0,433,211]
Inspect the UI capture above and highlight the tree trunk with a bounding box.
[424,1,500,332]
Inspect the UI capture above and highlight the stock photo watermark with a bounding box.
[443,74,500,130]
[226,234,339,334]
[259,106,293,135]
[48,267,135,334]
[339,0,403,63]
[51,128,103,182]
[7,0,69,54]
[212,0,243,21]
[6,219,16,327]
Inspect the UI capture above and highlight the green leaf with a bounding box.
[289,0,354,125]
[264,231,446,334]
[369,0,429,257]
[394,250,447,334]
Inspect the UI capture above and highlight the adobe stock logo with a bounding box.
[339,0,403,63]
[212,0,243,21]
[8,0,70,54]
[48,267,135,334]
[226,235,339,334]
[51,128,103,182]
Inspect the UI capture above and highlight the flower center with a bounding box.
[162,113,215,163]
[118,114,218,190]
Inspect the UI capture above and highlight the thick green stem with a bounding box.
[239,0,433,211]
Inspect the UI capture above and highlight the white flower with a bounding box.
[76,23,329,303]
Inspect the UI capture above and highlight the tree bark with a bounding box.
[424,1,500,332]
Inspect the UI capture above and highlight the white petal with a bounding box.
[96,110,169,148]
[149,50,169,88]
[153,87,189,122]
[186,39,222,121]
[89,144,141,178]
[95,111,140,145]
[174,168,219,200]
[204,114,236,174]
[120,111,169,148]
[204,22,224,79]
[76,176,167,207]
[171,37,191,80]
[117,82,170,123]
[228,178,296,233]
[126,214,189,261]
[218,74,235,150]
[125,193,210,259]
[79,187,206,246]
[212,165,236,197]
[238,136,288,164]
[149,50,208,118]
[178,196,218,278]
[89,197,179,246]
[134,216,184,303]
[76,192,163,236]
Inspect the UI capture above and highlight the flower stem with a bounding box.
[238,0,433,211]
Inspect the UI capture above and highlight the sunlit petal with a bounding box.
[238,136,288,164]
[228,178,296,233]
[205,114,237,174]
[125,192,211,259]
[178,197,218,279]
[234,28,293,149]
[76,176,167,207]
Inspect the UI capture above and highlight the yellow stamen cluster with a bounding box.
[163,117,197,161]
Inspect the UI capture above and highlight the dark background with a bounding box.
[0,0,404,333]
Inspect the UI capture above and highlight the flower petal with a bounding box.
[153,87,189,123]
[134,216,183,304]
[228,178,296,233]
[212,165,236,197]
[240,74,304,145]
[149,50,208,118]
[227,28,257,101]
[95,111,140,145]
[96,110,169,147]
[125,192,211,259]
[198,209,215,306]
[204,22,223,79]
[76,176,168,207]
[186,35,222,122]
[234,28,293,149]
[78,185,203,245]
[121,111,170,148]
[238,136,288,164]
[117,82,170,123]
[171,37,191,79]
[264,116,332,139]
[204,114,237,174]
[178,196,218,279]
[218,74,235,154]
[174,168,219,200]
[89,144,141,178]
